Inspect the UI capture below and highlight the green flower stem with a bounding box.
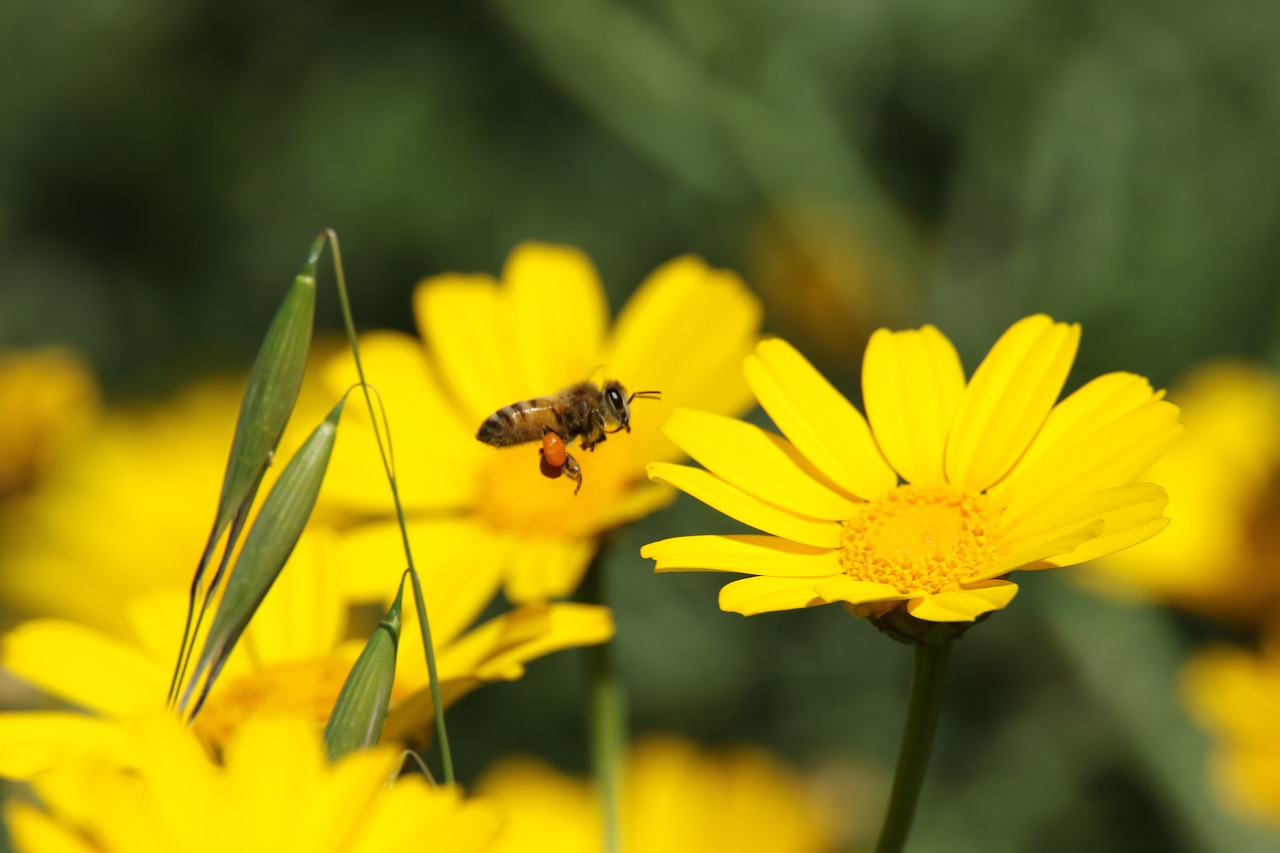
[582,554,624,853]
[875,639,953,853]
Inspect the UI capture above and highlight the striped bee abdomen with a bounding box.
[475,398,565,447]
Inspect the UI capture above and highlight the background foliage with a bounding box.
[3,1,1280,850]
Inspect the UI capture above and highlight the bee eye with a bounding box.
[607,388,625,410]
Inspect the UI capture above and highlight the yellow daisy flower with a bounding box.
[4,714,499,853]
[642,315,1182,627]
[0,526,612,770]
[318,241,761,602]
[1182,641,1280,826]
[0,372,332,637]
[1079,361,1280,624]
[0,347,99,499]
[477,735,838,853]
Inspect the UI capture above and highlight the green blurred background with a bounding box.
[3,1,1280,850]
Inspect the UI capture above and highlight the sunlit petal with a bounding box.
[502,243,610,391]
[641,535,843,576]
[906,581,1018,621]
[862,325,964,487]
[648,462,842,548]
[331,518,509,646]
[414,274,525,424]
[717,576,825,615]
[747,337,896,500]
[1,621,164,716]
[663,409,858,520]
[812,576,905,605]
[946,315,1080,491]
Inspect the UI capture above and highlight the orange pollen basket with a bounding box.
[838,484,1003,595]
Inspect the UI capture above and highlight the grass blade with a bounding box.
[324,578,404,762]
[180,398,343,716]
[168,236,322,706]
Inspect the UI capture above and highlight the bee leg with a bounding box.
[563,452,583,495]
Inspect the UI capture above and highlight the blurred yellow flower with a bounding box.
[642,316,1183,624]
[0,526,612,769]
[319,241,761,602]
[477,735,837,853]
[0,372,330,637]
[1080,361,1280,623]
[4,714,498,853]
[0,358,611,760]
[1183,641,1280,827]
[0,348,99,499]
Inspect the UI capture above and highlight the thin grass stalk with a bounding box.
[323,229,454,785]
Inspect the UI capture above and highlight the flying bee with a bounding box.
[476,380,661,495]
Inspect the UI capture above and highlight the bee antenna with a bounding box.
[627,390,662,403]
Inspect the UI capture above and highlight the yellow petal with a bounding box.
[602,257,761,465]
[349,780,499,853]
[985,519,1104,577]
[812,576,905,605]
[647,462,842,548]
[745,338,897,500]
[241,528,345,666]
[907,581,1019,621]
[605,257,761,418]
[386,604,613,741]
[0,348,99,497]
[293,750,404,853]
[992,372,1163,490]
[945,315,1080,491]
[414,274,527,425]
[994,482,1169,574]
[1029,484,1172,569]
[503,242,610,390]
[862,325,965,486]
[663,409,858,520]
[996,393,1182,527]
[222,718,326,847]
[641,535,844,576]
[499,532,597,603]
[717,576,825,615]
[1,620,165,716]
[442,602,614,682]
[0,713,132,779]
[319,331,482,513]
[587,480,678,533]
[6,801,99,853]
[332,518,509,645]
[118,714,221,851]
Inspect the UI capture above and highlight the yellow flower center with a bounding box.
[193,659,410,751]
[839,484,1002,594]
[473,448,623,537]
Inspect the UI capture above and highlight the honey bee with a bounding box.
[476,380,661,494]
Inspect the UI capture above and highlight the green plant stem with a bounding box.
[875,639,952,853]
[582,553,624,853]
[325,229,454,785]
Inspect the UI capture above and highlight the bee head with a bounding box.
[602,380,661,435]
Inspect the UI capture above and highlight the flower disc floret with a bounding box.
[840,485,1002,594]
